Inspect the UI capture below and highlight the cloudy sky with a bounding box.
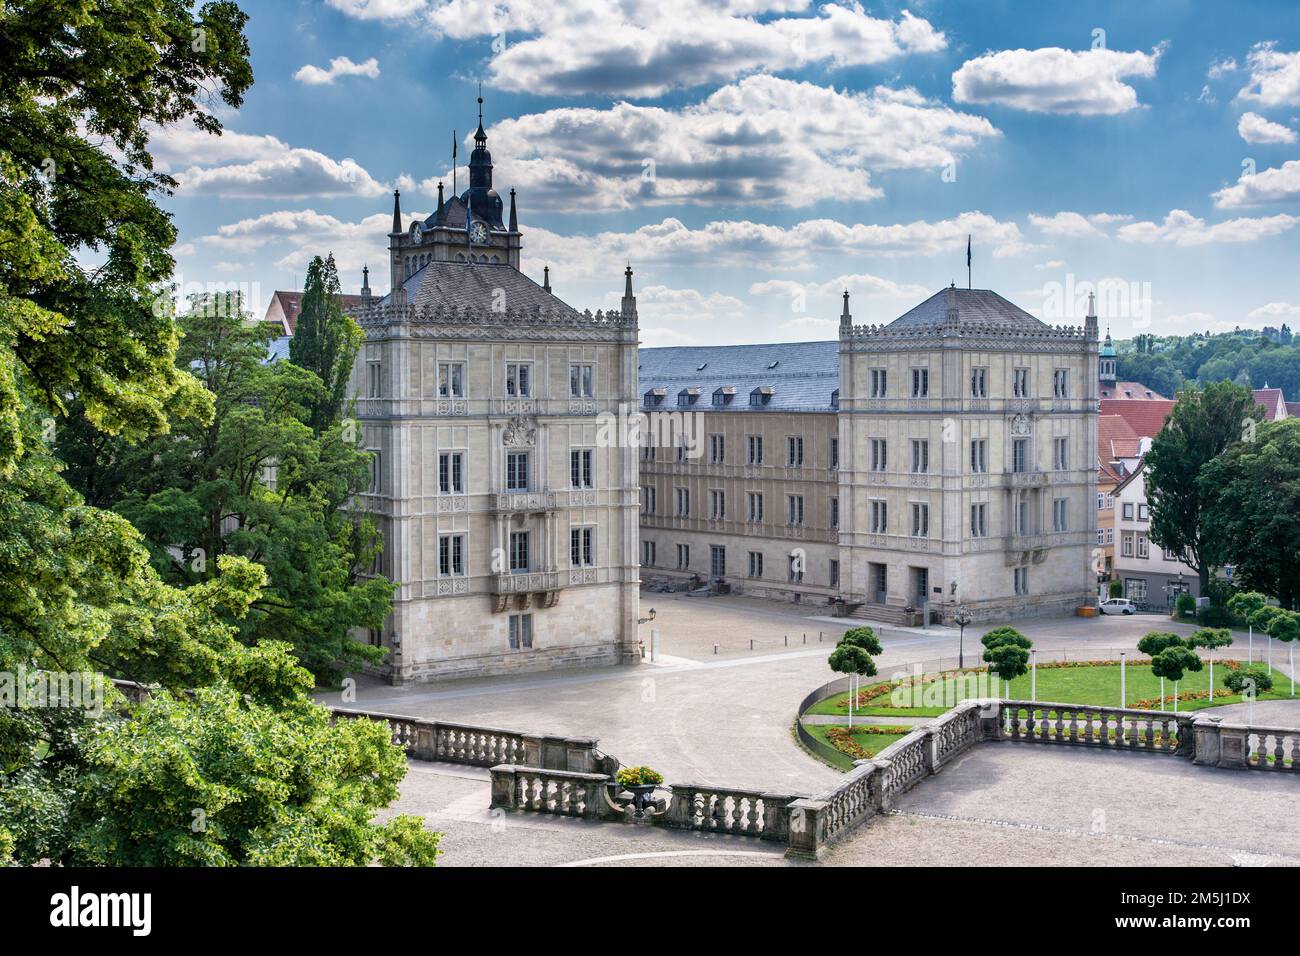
[163,0,1300,346]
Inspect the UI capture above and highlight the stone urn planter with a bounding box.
[615,765,665,819]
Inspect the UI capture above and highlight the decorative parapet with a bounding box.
[663,785,803,842]
[841,320,1095,343]
[490,765,611,819]
[352,301,637,340]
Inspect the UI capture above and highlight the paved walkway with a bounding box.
[388,743,1300,867]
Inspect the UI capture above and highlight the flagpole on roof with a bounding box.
[967,234,972,290]
[452,130,457,197]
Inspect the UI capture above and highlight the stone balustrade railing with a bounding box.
[663,785,802,842]
[993,700,1192,755]
[490,765,611,819]
[330,707,603,773]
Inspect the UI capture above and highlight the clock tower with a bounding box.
[386,95,523,297]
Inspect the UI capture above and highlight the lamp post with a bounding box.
[637,607,657,661]
[955,604,972,669]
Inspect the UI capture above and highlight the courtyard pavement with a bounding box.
[328,594,1299,866]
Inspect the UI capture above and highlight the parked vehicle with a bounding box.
[1099,598,1137,615]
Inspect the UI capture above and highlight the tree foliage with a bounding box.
[1143,381,1261,592]
[839,625,883,656]
[289,254,363,433]
[828,643,877,679]
[1150,645,1203,684]
[1136,631,1186,657]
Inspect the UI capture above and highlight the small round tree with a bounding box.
[1267,611,1300,697]
[839,625,883,656]
[983,642,1030,699]
[1108,580,1123,599]
[1250,605,1287,672]
[1188,627,1233,698]
[1137,632,1187,709]
[1229,591,1269,661]
[1150,645,1203,714]
[1224,668,1273,696]
[828,643,877,728]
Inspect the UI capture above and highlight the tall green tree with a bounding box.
[1201,419,1300,609]
[58,293,393,683]
[1143,381,1262,595]
[0,1,435,866]
[289,253,362,433]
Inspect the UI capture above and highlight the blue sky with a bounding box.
[161,0,1300,345]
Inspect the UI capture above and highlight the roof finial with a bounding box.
[543,265,551,293]
[621,263,637,317]
[474,83,486,143]
[361,265,371,297]
[390,188,402,234]
[1087,290,1096,319]
[840,289,852,329]
[508,187,518,231]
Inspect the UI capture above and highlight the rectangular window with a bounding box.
[439,451,464,494]
[829,559,840,590]
[1053,437,1069,471]
[1106,528,1114,544]
[1122,502,1134,520]
[869,438,887,472]
[1014,567,1029,596]
[748,551,763,578]
[1097,492,1105,510]
[911,367,929,398]
[1053,498,1069,532]
[1053,368,1069,398]
[1121,531,1135,557]
[786,494,804,526]
[911,502,929,537]
[710,546,726,578]
[828,436,839,469]
[787,554,803,583]
[786,436,804,467]
[675,486,690,517]
[1138,503,1150,521]
[642,540,656,566]
[438,362,465,398]
[870,500,888,534]
[506,362,532,397]
[508,613,533,650]
[747,492,763,522]
[747,435,763,465]
[509,531,529,573]
[368,449,381,494]
[1016,497,1030,535]
[710,489,725,520]
[367,360,382,398]
[829,497,839,529]
[970,503,987,538]
[506,451,529,491]
[1137,534,1149,559]
[1125,578,1147,602]
[569,363,594,398]
[911,439,929,474]
[438,534,465,577]
[870,368,887,398]
[643,486,657,515]
[1012,367,1030,398]
[1012,438,1030,473]
[570,526,594,567]
[970,439,987,473]
[570,448,594,488]
[1106,493,1114,509]
[676,543,690,570]
[970,366,988,398]
[709,434,725,464]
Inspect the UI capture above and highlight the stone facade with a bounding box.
[639,287,1099,623]
[348,106,641,684]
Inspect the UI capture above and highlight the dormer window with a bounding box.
[644,387,666,407]
[767,361,779,369]
[712,387,736,407]
[750,386,774,407]
[696,363,708,371]
[677,387,700,407]
[830,389,839,410]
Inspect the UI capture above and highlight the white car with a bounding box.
[1099,598,1137,615]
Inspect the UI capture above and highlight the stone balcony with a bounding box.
[493,489,559,514]
[491,570,562,613]
[1002,470,1048,488]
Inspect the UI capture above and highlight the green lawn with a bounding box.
[806,663,1299,718]
[802,724,910,771]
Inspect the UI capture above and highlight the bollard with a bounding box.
[714,643,719,655]
[803,633,807,644]
[749,638,753,650]
[784,635,788,646]
[819,631,823,643]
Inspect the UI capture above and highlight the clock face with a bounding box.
[469,220,489,244]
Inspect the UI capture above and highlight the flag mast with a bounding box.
[967,234,972,290]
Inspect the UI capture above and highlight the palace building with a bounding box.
[347,100,642,684]
[639,287,1100,624]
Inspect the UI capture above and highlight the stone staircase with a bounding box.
[848,603,926,627]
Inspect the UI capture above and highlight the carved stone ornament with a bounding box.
[502,416,538,447]
[1010,412,1032,436]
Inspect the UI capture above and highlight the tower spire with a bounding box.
[621,263,637,318]
[436,180,444,220]
[390,189,402,234]
[543,265,551,293]
[361,265,371,299]
[839,289,852,330]
[509,187,518,231]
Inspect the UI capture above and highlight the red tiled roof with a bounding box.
[1288,402,1300,418]
[1253,388,1287,421]
[1098,381,1167,400]
[1098,413,1142,459]
[263,290,367,335]
[1100,399,1176,439]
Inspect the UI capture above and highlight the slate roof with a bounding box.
[638,340,839,412]
[1100,381,1167,400]
[886,287,1048,331]
[268,336,292,362]
[384,260,582,318]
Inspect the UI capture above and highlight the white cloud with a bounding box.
[1117,208,1300,244]
[749,272,929,301]
[1028,211,1131,238]
[1034,259,1066,270]
[1247,301,1300,320]
[294,56,381,85]
[1212,159,1300,207]
[952,45,1164,115]
[1237,42,1300,107]
[610,285,746,325]
[148,122,395,199]
[421,76,997,211]
[1208,56,1239,80]
[325,0,427,19]
[1237,111,1297,144]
